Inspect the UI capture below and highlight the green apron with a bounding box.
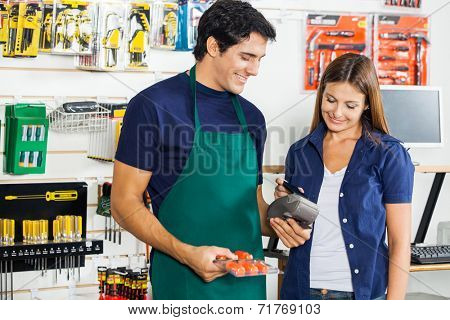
[151,65,266,300]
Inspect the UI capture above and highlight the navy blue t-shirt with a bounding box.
[115,72,267,216]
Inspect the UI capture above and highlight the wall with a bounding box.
[0,0,449,299]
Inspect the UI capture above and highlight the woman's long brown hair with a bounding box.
[310,53,389,138]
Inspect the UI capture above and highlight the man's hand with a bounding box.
[271,178,310,248]
[184,246,237,282]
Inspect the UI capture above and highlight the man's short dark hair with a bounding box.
[193,0,276,61]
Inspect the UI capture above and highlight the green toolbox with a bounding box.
[4,103,49,174]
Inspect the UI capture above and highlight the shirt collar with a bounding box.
[307,121,381,151]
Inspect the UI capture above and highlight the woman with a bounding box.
[271,53,414,300]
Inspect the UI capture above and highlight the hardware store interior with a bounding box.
[0,0,450,300]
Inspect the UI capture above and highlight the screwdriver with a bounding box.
[53,220,60,281]
[40,220,48,276]
[76,216,82,280]
[10,220,14,245]
[32,221,39,269]
[0,218,3,245]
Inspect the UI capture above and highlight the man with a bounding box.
[112,0,310,299]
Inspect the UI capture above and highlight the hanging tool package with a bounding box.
[374,15,429,86]
[125,1,151,69]
[52,0,95,55]
[76,1,126,71]
[2,0,42,58]
[38,0,54,52]
[151,0,179,50]
[304,14,369,91]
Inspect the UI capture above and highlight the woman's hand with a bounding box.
[274,178,304,199]
[270,217,311,248]
[272,178,310,248]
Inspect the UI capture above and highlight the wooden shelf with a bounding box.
[415,166,450,173]
[263,165,450,174]
[410,263,450,272]
[262,165,285,174]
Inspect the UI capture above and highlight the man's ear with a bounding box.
[206,36,220,58]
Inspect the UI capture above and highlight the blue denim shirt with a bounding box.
[280,122,414,300]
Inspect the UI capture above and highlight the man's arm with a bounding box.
[386,203,411,300]
[111,160,236,282]
[257,185,276,237]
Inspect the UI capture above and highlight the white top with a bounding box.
[310,165,353,292]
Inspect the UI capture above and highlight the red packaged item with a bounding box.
[225,261,246,277]
[240,261,259,275]
[373,15,429,85]
[215,254,278,277]
[235,250,252,260]
[304,14,369,90]
[255,261,268,274]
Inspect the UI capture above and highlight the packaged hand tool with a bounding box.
[4,104,49,174]
[13,0,42,57]
[125,0,151,69]
[373,15,429,85]
[303,13,369,91]
[175,0,211,51]
[52,0,96,55]
[76,1,126,71]
[98,267,149,300]
[97,182,122,244]
[39,0,54,52]
[214,251,278,278]
[151,0,178,50]
[383,0,422,9]
[2,1,19,57]
[0,0,8,45]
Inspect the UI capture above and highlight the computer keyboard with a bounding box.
[411,245,450,264]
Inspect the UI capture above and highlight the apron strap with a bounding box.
[189,65,248,134]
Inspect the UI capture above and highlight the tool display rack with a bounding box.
[0,182,104,299]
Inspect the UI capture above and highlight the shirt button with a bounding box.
[342,218,348,223]
[349,244,354,249]
[339,192,344,198]
[354,269,359,274]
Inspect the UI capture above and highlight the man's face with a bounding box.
[212,32,268,94]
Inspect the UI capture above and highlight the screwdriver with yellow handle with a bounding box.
[75,216,82,281]
[32,221,39,269]
[10,220,15,245]
[0,218,4,245]
[23,220,29,244]
[53,219,62,280]
[4,190,78,202]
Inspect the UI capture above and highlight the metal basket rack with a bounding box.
[48,102,110,133]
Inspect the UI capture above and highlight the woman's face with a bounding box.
[321,81,368,134]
